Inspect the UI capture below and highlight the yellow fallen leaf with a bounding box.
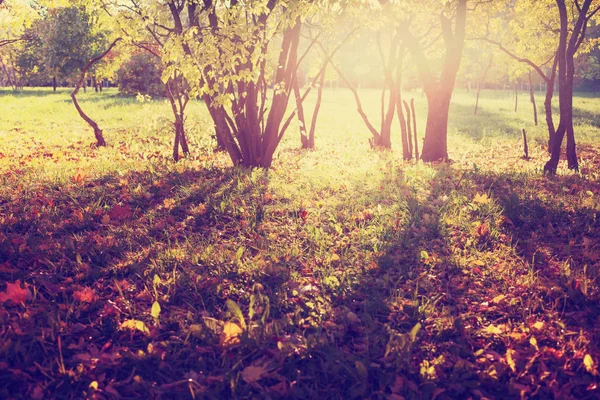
[506,349,516,373]
[473,193,490,205]
[492,294,506,304]
[530,336,538,350]
[120,319,150,335]
[584,354,596,375]
[532,321,544,330]
[220,322,243,347]
[151,301,161,320]
[330,253,340,262]
[487,325,503,335]
[89,381,98,390]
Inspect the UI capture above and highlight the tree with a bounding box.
[544,0,600,174]
[402,0,468,162]
[116,52,164,97]
[162,0,324,168]
[474,0,559,151]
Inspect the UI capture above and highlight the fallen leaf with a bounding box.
[73,287,96,303]
[532,321,544,330]
[0,281,28,304]
[151,301,161,320]
[584,354,596,375]
[492,294,506,304]
[241,365,268,383]
[120,319,150,335]
[506,349,516,373]
[486,325,503,335]
[220,322,243,347]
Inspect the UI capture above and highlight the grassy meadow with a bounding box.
[1,87,600,399]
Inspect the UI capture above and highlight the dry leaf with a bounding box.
[0,281,28,304]
[584,354,596,375]
[73,287,96,303]
[120,319,150,335]
[151,301,161,320]
[492,294,506,304]
[486,325,503,335]
[241,365,268,383]
[220,322,243,347]
[532,321,544,330]
[506,349,516,373]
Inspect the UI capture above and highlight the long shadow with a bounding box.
[449,103,523,140]
[0,164,292,398]
[294,164,600,399]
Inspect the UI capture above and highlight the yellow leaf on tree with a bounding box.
[120,319,150,335]
[151,301,161,320]
[220,322,243,347]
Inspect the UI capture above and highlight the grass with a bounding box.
[1,86,600,399]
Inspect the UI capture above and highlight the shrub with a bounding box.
[116,53,164,97]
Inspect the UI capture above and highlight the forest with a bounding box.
[1,0,600,399]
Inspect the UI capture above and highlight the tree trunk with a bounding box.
[421,92,451,162]
[411,98,419,160]
[407,0,467,162]
[295,75,310,149]
[528,71,538,126]
[403,100,413,158]
[93,76,98,93]
[306,68,326,149]
[70,39,121,147]
[396,61,411,160]
[474,56,493,115]
[544,0,591,174]
[514,83,518,112]
[53,76,57,92]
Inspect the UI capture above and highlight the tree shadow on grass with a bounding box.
[0,164,296,398]
[449,103,523,140]
[298,163,600,399]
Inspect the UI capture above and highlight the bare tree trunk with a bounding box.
[522,128,529,160]
[396,52,411,160]
[403,100,412,158]
[411,98,419,160]
[407,0,467,162]
[474,55,493,115]
[53,76,57,92]
[294,75,309,149]
[71,39,121,147]
[306,68,326,149]
[528,71,538,126]
[514,83,518,112]
[544,0,593,174]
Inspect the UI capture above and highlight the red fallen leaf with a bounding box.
[0,281,28,304]
[108,204,132,221]
[73,287,96,303]
[299,209,308,220]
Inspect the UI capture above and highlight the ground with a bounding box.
[1,87,600,399]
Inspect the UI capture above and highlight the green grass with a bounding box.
[1,86,600,399]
